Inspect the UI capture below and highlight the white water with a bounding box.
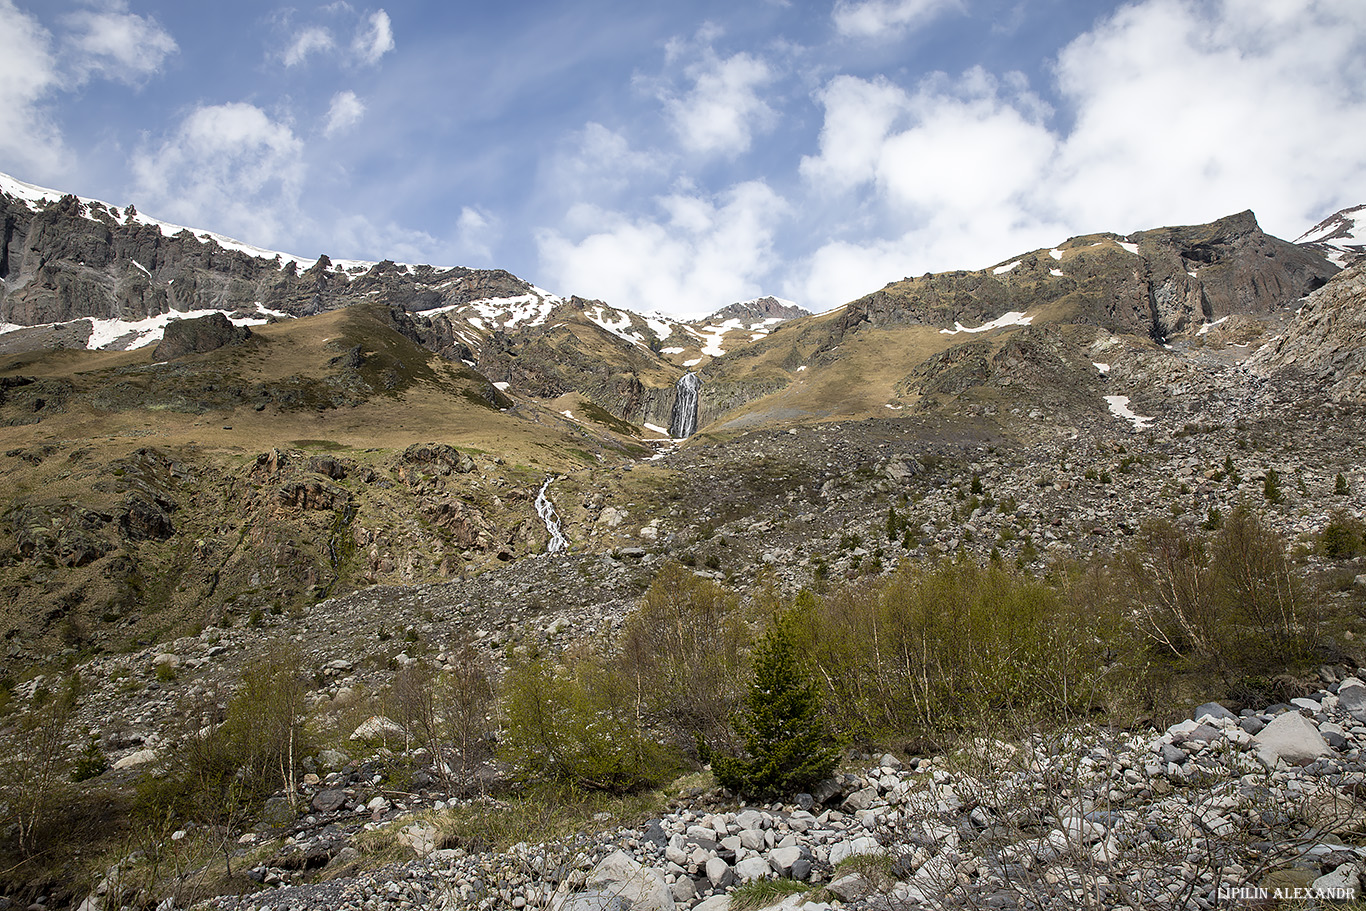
[535,477,568,554]
[669,372,702,438]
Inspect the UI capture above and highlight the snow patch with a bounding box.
[1049,249,1063,261]
[992,260,1022,275]
[645,316,674,340]
[643,422,669,435]
[1117,241,1139,255]
[661,347,685,354]
[493,382,510,391]
[939,311,1033,335]
[1093,362,1111,374]
[1197,316,1230,336]
[1104,395,1154,431]
[796,365,807,372]
[683,357,702,367]
[1050,269,1064,277]
[587,306,646,347]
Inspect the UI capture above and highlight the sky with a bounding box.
[2,0,1364,319]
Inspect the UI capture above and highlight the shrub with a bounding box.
[1123,505,1311,673]
[708,612,839,800]
[791,561,1122,741]
[1318,511,1365,559]
[1263,467,1284,504]
[499,656,678,793]
[617,563,750,756]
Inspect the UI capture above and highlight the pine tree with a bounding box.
[1263,467,1284,504]
[1336,473,1350,496]
[709,613,840,800]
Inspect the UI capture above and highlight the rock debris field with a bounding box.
[171,673,1366,911]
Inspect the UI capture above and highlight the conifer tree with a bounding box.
[709,613,840,800]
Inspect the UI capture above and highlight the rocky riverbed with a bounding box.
[68,670,1364,911]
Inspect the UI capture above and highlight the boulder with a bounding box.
[1193,702,1236,723]
[350,715,405,742]
[152,312,251,360]
[1253,712,1332,766]
[584,850,673,911]
[111,748,157,770]
[311,789,347,813]
[829,836,882,866]
[734,856,772,883]
[706,857,734,889]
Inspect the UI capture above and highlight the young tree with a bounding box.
[708,612,840,800]
[1263,467,1284,504]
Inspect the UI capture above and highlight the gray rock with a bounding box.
[706,857,734,889]
[1193,701,1236,722]
[1313,862,1361,896]
[559,891,629,911]
[1338,682,1366,717]
[769,845,805,875]
[1159,743,1186,765]
[586,851,674,911]
[828,836,881,866]
[670,878,696,902]
[1239,716,1266,735]
[734,856,772,883]
[843,787,880,811]
[827,872,873,901]
[311,789,347,813]
[261,796,294,826]
[1253,712,1332,766]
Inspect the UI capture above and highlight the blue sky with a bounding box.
[2,0,1364,318]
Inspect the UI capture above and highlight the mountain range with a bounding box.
[0,167,1363,657]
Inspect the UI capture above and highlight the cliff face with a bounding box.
[842,211,1337,341]
[1249,260,1366,403]
[0,188,529,335]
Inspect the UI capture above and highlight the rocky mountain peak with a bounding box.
[1296,203,1366,267]
[702,296,809,326]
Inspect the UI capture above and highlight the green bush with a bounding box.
[1123,505,1311,673]
[499,656,679,793]
[1318,511,1364,559]
[617,563,751,755]
[790,560,1121,740]
[708,612,839,800]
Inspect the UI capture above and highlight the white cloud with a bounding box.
[61,0,177,86]
[538,181,787,318]
[788,0,1366,310]
[0,0,67,178]
[800,74,908,192]
[455,207,496,262]
[543,123,668,204]
[131,102,306,250]
[832,0,961,39]
[1051,0,1366,239]
[283,26,335,67]
[656,39,777,158]
[323,90,365,136]
[352,9,394,66]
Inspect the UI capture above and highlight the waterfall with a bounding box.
[669,372,702,438]
[535,477,568,554]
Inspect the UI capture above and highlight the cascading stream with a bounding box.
[535,476,568,554]
[669,372,702,438]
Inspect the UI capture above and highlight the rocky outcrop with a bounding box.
[841,211,1336,341]
[151,312,252,360]
[1249,260,1366,402]
[0,186,532,338]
